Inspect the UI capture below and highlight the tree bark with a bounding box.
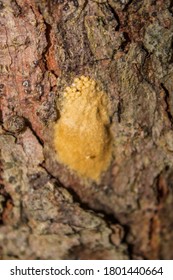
[0,0,173,259]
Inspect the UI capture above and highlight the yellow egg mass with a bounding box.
[54,76,112,182]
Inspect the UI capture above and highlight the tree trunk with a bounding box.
[0,0,173,260]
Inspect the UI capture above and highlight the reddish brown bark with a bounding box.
[1,0,173,259]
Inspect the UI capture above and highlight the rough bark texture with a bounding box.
[0,0,173,260]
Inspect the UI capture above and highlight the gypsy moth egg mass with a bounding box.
[53,76,112,182]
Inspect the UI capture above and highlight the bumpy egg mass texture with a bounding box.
[54,76,112,182]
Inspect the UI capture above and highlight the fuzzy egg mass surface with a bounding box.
[54,76,112,182]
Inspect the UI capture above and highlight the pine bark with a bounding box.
[0,0,173,259]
